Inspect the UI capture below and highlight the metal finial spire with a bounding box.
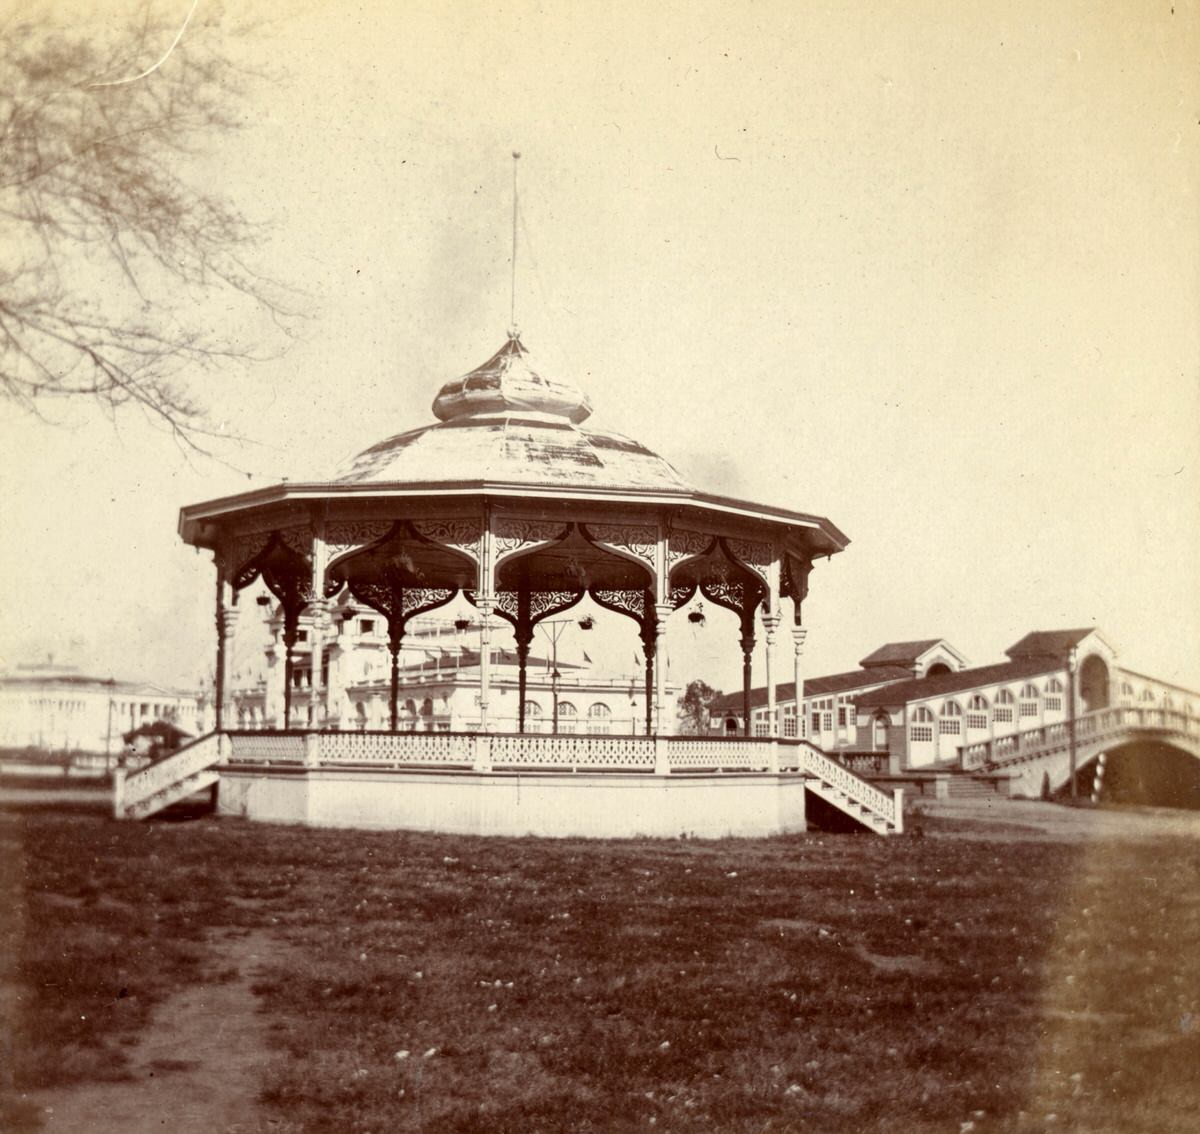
[509,151,520,339]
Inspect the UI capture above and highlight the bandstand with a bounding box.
[114,332,905,836]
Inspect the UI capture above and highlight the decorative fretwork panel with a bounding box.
[724,537,772,587]
[228,733,306,764]
[227,531,271,578]
[591,587,647,624]
[489,733,655,770]
[317,731,468,766]
[667,529,712,573]
[584,523,657,573]
[413,519,482,565]
[529,589,584,622]
[494,519,570,561]
[326,521,394,566]
[781,553,812,607]
[278,525,313,559]
[665,738,771,771]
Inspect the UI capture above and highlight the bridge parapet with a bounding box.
[959,706,1200,771]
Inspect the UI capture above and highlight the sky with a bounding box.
[1,0,1198,696]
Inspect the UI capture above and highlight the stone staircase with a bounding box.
[785,741,905,835]
[114,732,225,820]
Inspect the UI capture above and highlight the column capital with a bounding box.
[654,602,675,623]
[218,607,240,637]
[791,625,808,650]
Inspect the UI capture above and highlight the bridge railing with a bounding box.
[959,707,1200,771]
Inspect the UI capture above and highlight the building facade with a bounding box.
[0,663,200,756]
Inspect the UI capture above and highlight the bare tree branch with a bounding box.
[0,6,302,451]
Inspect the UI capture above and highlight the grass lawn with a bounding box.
[1,807,1198,1133]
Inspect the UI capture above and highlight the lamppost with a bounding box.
[535,617,593,734]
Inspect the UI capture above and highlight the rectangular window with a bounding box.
[822,712,833,733]
[837,706,847,727]
[361,619,375,634]
[1020,702,1038,717]
[938,719,960,735]
[1045,696,1062,712]
[298,629,309,643]
[754,722,769,737]
[811,712,820,733]
[994,707,1014,723]
[783,717,797,738]
[910,726,933,743]
[967,713,988,730]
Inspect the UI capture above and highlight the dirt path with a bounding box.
[912,797,1200,840]
[34,929,281,1134]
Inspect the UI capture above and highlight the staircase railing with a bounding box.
[114,732,223,819]
[958,707,1200,771]
[782,739,903,833]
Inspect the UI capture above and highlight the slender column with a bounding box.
[388,620,404,731]
[477,602,494,730]
[642,632,655,736]
[214,560,237,732]
[307,599,330,729]
[516,581,532,733]
[477,506,496,731]
[516,633,531,732]
[308,518,329,727]
[791,625,807,740]
[653,602,673,735]
[282,608,300,729]
[739,608,756,737]
[762,610,781,738]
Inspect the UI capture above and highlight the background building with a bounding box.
[0,662,200,757]
[228,591,676,734]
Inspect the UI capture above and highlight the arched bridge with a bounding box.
[958,706,1200,797]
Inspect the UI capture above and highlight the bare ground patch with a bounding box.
[29,929,284,1134]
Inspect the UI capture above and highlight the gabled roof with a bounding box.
[854,658,1054,709]
[1006,628,1097,660]
[858,640,944,668]
[709,665,916,715]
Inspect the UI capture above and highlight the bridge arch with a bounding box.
[1078,654,1111,712]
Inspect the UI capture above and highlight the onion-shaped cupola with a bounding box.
[431,330,592,424]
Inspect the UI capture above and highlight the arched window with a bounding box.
[1019,684,1040,718]
[523,700,544,733]
[557,701,577,733]
[967,695,989,731]
[910,706,934,743]
[1046,677,1063,693]
[939,700,962,735]
[1140,688,1156,703]
[1120,681,1133,699]
[873,712,889,749]
[994,688,1015,723]
[587,702,612,734]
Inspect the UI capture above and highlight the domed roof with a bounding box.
[335,334,692,494]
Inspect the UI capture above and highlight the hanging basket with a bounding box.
[578,616,595,631]
[454,618,471,631]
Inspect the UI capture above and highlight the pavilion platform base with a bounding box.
[215,767,809,839]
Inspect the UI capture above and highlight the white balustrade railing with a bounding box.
[957,706,1200,771]
[318,730,469,766]
[228,731,306,764]
[795,742,899,826]
[119,733,222,815]
[489,733,655,770]
[665,737,771,771]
